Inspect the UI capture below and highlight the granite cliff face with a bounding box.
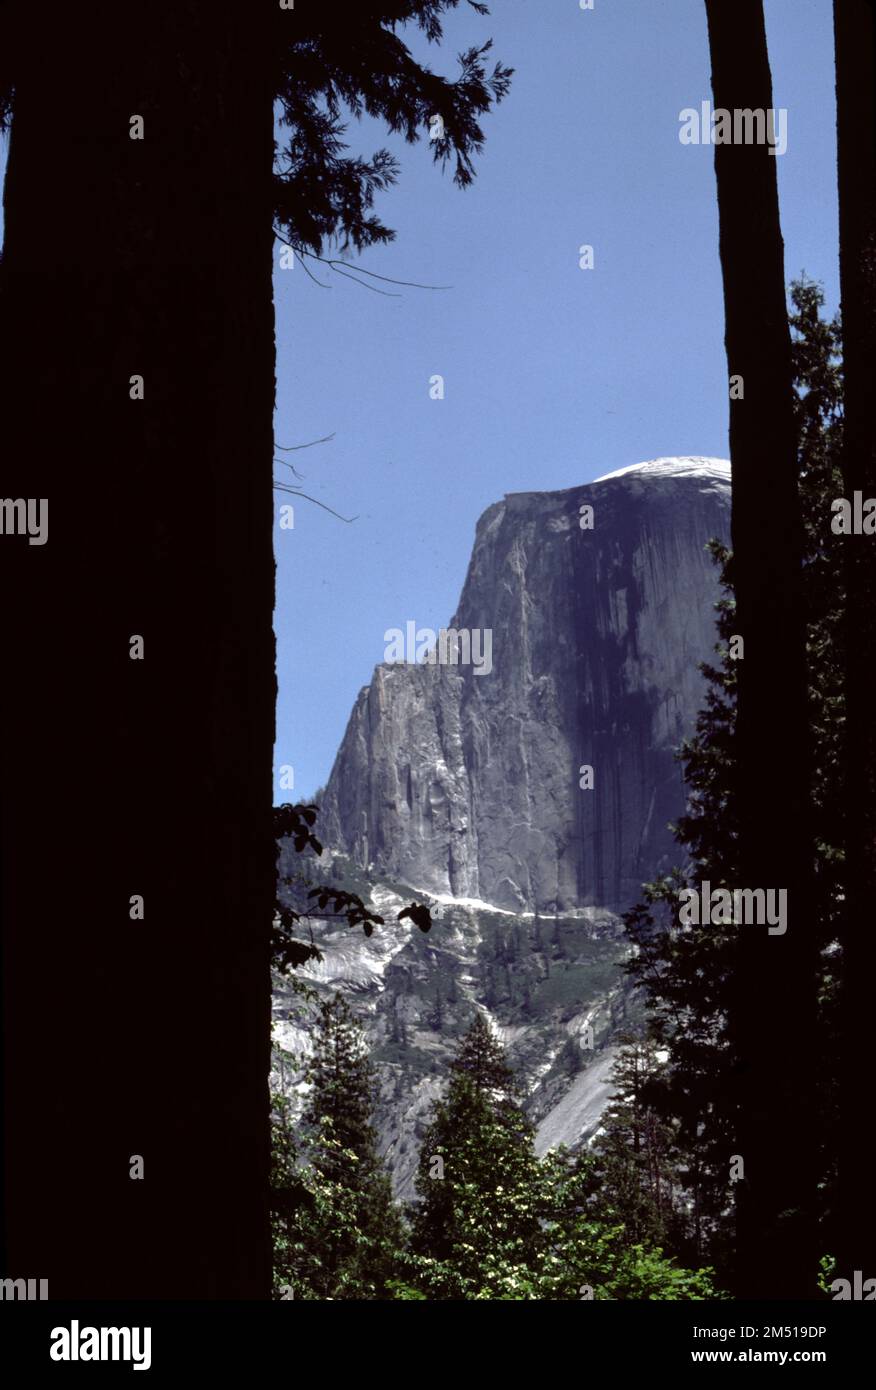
[320,458,731,916]
[275,458,732,1193]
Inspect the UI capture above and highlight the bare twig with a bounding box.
[273,226,452,295]
[274,457,305,481]
[320,257,451,292]
[275,432,336,452]
[272,479,358,524]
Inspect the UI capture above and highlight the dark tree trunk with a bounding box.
[0,2,275,1297]
[834,0,876,1284]
[704,0,817,1298]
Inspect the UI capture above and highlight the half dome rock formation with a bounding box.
[319,458,731,917]
[278,457,733,1192]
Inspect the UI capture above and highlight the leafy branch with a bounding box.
[273,802,432,971]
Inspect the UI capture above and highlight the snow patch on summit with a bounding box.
[593,456,731,485]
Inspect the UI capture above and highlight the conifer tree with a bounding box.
[273,994,401,1299]
[408,1014,543,1297]
[397,1017,722,1300]
[589,1037,686,1256]
[538,1146,721,1302]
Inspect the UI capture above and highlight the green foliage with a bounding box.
[272,1007,723,1299]
[271,995,401,1299]
[408,1015,542,1297]
[587,1037,689,1255]
[530,950,623,1012]
[817,1254,836,1297]
[270,3,513,259]
[400,1017,720,1299]
[538,1148,723,1300]
[272,801,432,970]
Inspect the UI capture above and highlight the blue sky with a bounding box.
[0,1,840,800]
[272,0,839,799]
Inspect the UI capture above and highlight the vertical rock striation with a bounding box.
[320,458,731,916]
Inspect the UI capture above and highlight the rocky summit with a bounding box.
[320,457,732,913]
[273,458,732,1194]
